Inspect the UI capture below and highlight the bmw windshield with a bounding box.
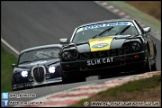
[72,21,139,43]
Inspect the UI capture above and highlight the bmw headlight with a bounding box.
[21,71,28,77]
[131,42,141,51]
[48,65,55,73]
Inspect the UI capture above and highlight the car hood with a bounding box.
[18,58,60,68]
[73,35,132,53]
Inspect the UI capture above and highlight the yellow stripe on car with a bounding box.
[89,36,115,52]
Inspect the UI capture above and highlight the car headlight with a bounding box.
[122,42,141,54]
[48,65,55,73]
[62,51,72,60]
[21,71,28,77]
[131,42,141,51]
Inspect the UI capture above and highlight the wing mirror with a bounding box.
[143,27,151,33]
[12,64,16,68]
[59,38,69,44]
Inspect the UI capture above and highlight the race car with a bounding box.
[59,18,157,83]
[12,44,62,91]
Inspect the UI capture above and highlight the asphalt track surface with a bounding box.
[1,1,161,106]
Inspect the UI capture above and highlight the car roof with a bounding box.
[20,44,62,54]
[77,18,135,28]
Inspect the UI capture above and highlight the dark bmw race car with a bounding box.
[59,18,157,83]
[12,44,62,91]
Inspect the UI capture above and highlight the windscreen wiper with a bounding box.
[127,33,139,39]
[92,26,114,39]
[114,33,139,39]
[19,61,32,64]
[115,25,131,35]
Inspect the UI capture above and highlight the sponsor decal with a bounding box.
[92,43,109,48]
[89,36,115,52]
[83,22,133,30]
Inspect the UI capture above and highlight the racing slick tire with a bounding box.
[151,43,157,71]
[98,73,113,79]
[98,74,111,79]
[61,72,85,83]
[12,86,16,91]
[151,63,157,71]
[137,46,152,74]
[151,56,157,71]
[140,55,151,73]
[61,72,73,83]
[98,74,107,79]
[12,78,16,91]
[98,69,117,79]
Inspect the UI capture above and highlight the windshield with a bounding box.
[18,47,61,64]
[72,21,139,43]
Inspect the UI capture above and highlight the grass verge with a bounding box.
[71,74,161,107]
[1,46,17,92]
[107,1,161,32]
[125,1,161,21]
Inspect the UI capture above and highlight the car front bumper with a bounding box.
[60,51,147,76]
[12,77,62,91]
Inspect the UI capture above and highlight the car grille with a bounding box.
[78,49,125,60]
[32,66,46,83]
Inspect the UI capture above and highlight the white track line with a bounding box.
[1,38,19,55]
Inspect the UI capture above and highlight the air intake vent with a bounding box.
[32,66,46,83]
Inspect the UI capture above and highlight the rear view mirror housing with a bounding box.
[59,38,69,44]
[143,27,151,33]
[12,64,16,68]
